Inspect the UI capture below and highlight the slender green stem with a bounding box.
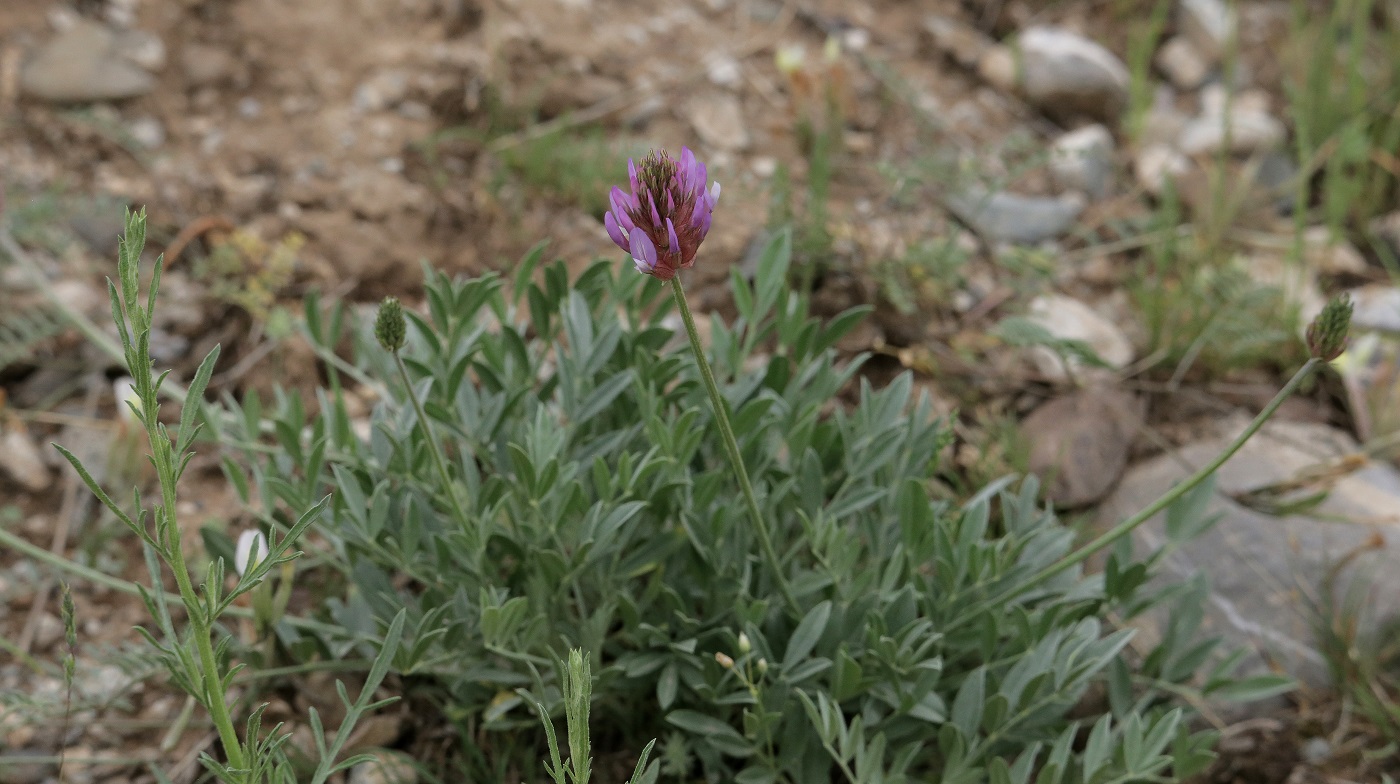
[957,358,1321,627]
[393,353,474,545]
[669,277,799,614]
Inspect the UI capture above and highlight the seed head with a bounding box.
[1306,294,1353,362]
[375,296,407,353]
[603,147,721,280]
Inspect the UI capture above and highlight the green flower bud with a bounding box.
[1306,294,1353,362]
[375,297,407,353]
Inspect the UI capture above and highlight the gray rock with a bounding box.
[1251,152,1299,214]
[1025,386,1142,507]
[944,188,1085,245]
[1347,284,1400,333]
[684,92,749,150]
[1179,0,1237,63]
[982,26,1130,121]
[1048,124,1115,199]
[1023,293,1135,382]
[1155,35,1210,90]
[20,19,155,103]
[1097,416,1400,689]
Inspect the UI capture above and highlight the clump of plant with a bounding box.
[211,147,1352,782]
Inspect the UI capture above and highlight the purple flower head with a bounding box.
[604,147,721,280]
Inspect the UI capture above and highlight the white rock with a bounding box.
[705,53,742,87]
[1179,0,1237,63]
[1155,35,1210,90]
[0,425,52,493]
[996,26,1131,121]
[1134,143,1191,195]
[1178,106,1286,156]
[1049,123,1115,198]
[1025,294,1135,382]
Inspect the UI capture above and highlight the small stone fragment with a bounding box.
[1024,293,1135,382]
[923,14,995,69]
[1179,0,1237,63]
[1048,123,1115,199]
[348,750,418,784]
[1155,35,1209,90]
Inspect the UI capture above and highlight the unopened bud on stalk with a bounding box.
[737,632,751,655]
[715,652,735,669]
[1306,294,1353,362]
[375,297,407,353]
[234,529,269,580]
[112,376,141,426]
[756,658,768,676]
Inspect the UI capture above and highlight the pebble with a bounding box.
[1134,144,1191,195]
[1049,124,1115,199]
[683,92,749,151]
[348,750,418,784]
[1300,737,1332,764]
[1155,35,1210,90]
[1179,0,1237,63]
[1025,386,1142,507]
[945,189,1086,245]
[982,26,1130,121]
[1024,293,1135,382]
[0,424,52,493]
[20,18,156,103]
[705,53,742,87]
[1178,105,1286,155]
[127,116,166,149]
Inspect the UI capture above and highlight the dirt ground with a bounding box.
[1,0,1398,781]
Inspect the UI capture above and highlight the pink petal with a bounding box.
[604,211,629,250]
[629,228,657,274]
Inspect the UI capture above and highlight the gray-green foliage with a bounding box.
[219,231,1279,782]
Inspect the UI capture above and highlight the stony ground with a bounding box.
[2,0,1400,781]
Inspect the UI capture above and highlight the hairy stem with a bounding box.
[670,276,799,614]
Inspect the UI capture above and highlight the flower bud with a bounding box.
[737,632,751,655]
[375,297,407,353]
[715,652,735,669]
[235,529,269,579]
[1306,294,1353,362]
[756,658,768,676]
[112,376,141,426]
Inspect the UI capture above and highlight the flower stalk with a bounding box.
[671,276,800,614]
